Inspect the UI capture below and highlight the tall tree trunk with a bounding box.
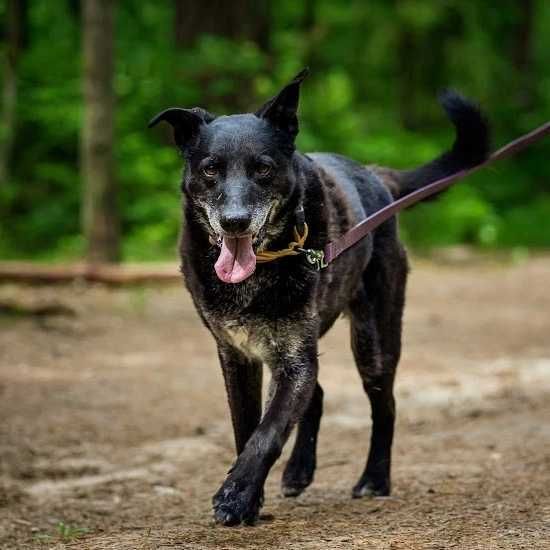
[173,0,269,112]
[513,0,535,110]
[81,0,119,263]
[0,0,26,185]
[397,26,417,130]
[173,0,269,50]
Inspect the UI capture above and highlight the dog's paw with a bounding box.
[281,456,315,497]
[212,479,263,526]
[352,474,390,498]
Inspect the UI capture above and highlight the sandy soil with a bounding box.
[1,256,549,549]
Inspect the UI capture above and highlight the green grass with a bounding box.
[33,521,90,544]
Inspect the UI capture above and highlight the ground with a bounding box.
[1,255,549,549]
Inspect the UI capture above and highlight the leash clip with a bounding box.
[298,248,328,270]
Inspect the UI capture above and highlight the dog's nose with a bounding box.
[220,212,252,234]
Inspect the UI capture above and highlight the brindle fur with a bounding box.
[149,70,490,526]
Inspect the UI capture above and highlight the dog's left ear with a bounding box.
[255,68,309,140]
[148,107,215,149]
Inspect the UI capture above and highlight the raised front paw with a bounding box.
[212,478,264,526]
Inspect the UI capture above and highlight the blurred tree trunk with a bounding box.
[396,4,459,130]
[301,0,324,72]
[81,0,120,263]
[397,25,417,130]
[0,0,26,185]
[173,1,269,112]
[173,0,269,49]
[513,0,535,110]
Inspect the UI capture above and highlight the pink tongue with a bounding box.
[214,235,256,284]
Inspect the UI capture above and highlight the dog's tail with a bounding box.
[382,90,490,200]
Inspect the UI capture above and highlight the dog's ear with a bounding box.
[255,68,309,140]
[148,107,215,149]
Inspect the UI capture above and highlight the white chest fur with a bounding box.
[223,325,266,361]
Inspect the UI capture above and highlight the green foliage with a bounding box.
[33,521,90,544]
[1,0,549,260]
[56,521,89,541]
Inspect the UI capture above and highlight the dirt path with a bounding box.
[1,257,549,549]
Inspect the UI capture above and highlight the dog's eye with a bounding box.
[202,165,218,179]
[256,163,272,178]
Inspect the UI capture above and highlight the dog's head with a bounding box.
[149,69,308,284]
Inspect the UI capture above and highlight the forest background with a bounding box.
[1,0,548,263]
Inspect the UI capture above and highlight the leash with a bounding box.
[294,121,550,270]
[220,121,549,270]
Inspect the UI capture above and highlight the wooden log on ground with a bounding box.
[0,262,182,285]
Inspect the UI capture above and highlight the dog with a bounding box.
[149,69,490,526]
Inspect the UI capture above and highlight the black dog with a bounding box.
[149,69,489,526]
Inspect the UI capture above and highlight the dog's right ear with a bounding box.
[148,107,215,149]
[255,68,309,140]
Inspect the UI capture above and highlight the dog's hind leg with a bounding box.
[281,382,323,497]
[348,239,407,498]
[218,345,263,455]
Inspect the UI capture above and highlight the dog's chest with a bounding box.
[223,323,265,360]
[211,316,303,366]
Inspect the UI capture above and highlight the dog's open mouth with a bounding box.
[214,235,257,284]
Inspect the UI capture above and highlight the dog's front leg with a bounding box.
[218,345,263,456]
[213,339,318,526]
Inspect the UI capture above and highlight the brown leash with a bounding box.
[296,121,550,270]
[219,121,549,270]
